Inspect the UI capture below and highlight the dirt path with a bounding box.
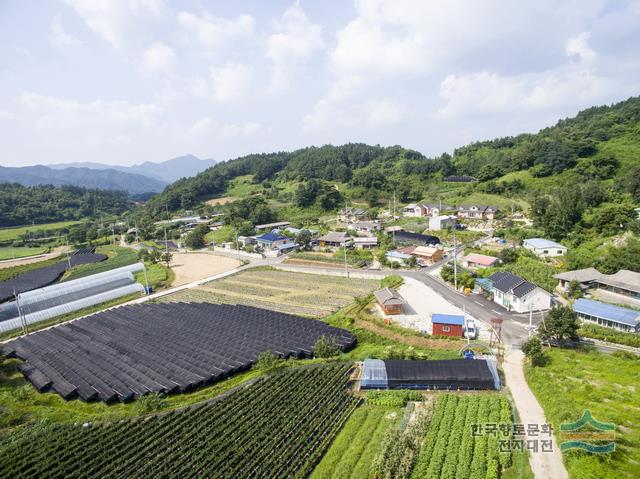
[353,317,462,351]
[503,349,569,479]
[0,246,70,269]
[169,252,240,286]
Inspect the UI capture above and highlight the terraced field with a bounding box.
[159,269,379,317]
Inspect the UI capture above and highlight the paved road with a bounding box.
[404,270,539,347]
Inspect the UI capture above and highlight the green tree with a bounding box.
[184,225,209,249]
[498,248,518,264]
[313,335,341,358]
[161,251,173,267]
[295,230,312,251]
[567,280,583,299]
[538,306,580,344]
[521,337,546,366]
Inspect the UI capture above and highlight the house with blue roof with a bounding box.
[573,298,640,333]
[523,238,567,258]
[255,232,290,250]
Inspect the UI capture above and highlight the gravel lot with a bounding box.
[378,276,489,339]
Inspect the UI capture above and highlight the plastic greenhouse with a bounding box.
[0,263,146,334]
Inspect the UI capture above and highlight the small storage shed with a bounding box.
[359,359,498,390]
[431,314,464,337]
[374,288,406,315]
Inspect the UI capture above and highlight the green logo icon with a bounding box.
[559,410,615,453]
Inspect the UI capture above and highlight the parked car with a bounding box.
[464,320,478,339]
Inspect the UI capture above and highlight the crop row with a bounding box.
[0,364,358,479]
[410,394,512,479]
[162,288,331,317]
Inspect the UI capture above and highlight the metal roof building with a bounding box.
[359,359,498,390]
[573,298,640,332]
[431,314,465,326]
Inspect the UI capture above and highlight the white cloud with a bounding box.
[64,0,163,47]
[331,16,425,76]
[142,42,175,71]
[304,96,404,133]
[365,98,405,127]
[50,15,82,48]
[178,11,254,50]
[19,92,161,130]
[437,67,614,118]
[187,117,263,139]
[266,3,324,93]
[566,31,596,63]
[208,63,253,103]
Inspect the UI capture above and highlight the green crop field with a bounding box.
[411,394,514,479]
[526,348,639,479]
[0,246,48,261]
[311,404,403,479]
[160,269,379,317]
[0,221,82,242]
[0,364,357,479]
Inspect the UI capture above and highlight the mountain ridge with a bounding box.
[47,154,217,183]
[0,165,166,195]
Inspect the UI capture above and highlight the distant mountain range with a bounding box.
[0,155,216,195]
[48,154,217,183]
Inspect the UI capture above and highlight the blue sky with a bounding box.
[1,0,639,167]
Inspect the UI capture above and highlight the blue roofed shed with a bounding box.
[573,298,640,333]
[431,314,465,337]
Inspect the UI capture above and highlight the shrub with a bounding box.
[136,393,167,413]
[522,337,546,366]
[313,335,342,358]
[254,350,284,372]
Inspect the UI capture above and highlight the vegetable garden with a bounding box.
[411,394,513,479]
[0,364,358,478]
[161,269,379,317]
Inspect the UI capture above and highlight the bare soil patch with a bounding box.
[169,253,239,286]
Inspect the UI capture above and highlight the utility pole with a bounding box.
[453,231,458,291]
[528,304,533,338]
[343,242,349,278]
[235,229,241,264]
[393,190,396,219]
[14,289,27,335]
[164,225,169,256]
[142,266,150,295]
[64,235,71,269]
[134,220,139,244]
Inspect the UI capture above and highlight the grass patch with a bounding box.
[525,347,640,479]
[0,358,263,434]
[135,263,173,290]
[63,245,138,281]
[0,246,49,261]
[0,221,82,242]
[0,255,66,283]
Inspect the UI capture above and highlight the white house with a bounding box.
[523,238,567,258]
[428,215,457,231]
[402,204,427,217]
[352,237,378,249]
[489,271,552,313]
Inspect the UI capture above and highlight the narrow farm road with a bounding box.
[503,349,569,479]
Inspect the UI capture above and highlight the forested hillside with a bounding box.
[146,96,640,221]
[0,184,130,227]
